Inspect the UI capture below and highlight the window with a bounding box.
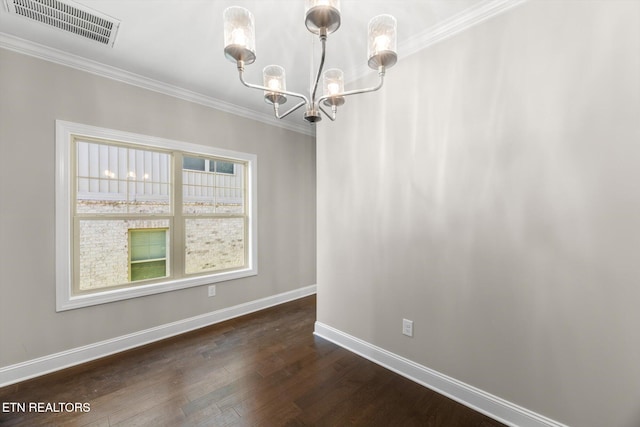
[129,229,168,282]
[182,157,235,175]
[214,160,235,174]
[56,121,257,311]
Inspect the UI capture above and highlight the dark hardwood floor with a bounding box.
[0,295,505,426]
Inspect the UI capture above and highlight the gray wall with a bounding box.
[316,1,639,426]
[0,49,316,367]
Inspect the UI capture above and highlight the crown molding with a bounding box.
[401,0,529,58]
[1,0,527,133]
[0,32,314,136]
[346,0,529,83]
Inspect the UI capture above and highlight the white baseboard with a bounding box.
[314,321,567,427]
[0,285,316,387]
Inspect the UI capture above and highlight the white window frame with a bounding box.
[55,121,258,311]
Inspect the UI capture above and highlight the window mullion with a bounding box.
[173,151,184,280]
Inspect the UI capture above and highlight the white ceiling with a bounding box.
[0,0,524,134]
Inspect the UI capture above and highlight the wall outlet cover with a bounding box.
[402,319,413,337]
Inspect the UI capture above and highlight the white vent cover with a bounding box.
[4,0,120,46]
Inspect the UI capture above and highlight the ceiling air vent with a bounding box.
[4,0,120,46]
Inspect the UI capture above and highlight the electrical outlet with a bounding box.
[402,319,413,337]
[208,285,216,297]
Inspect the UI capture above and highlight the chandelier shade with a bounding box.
[223,4,397,123]
[304,0,341,35]
[368,14,398,69]
[322,68,345,107]
[223,6,256,64]
[263,65,287,105]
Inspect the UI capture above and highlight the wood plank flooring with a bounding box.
[0,295,505,426]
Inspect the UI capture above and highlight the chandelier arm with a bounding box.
[317,70,385,108]
[237,65,310,104]
[274,100,308,119]
[310,34,327,104]
[318,103,336,121]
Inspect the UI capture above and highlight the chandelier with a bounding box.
[223,0,397,123]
